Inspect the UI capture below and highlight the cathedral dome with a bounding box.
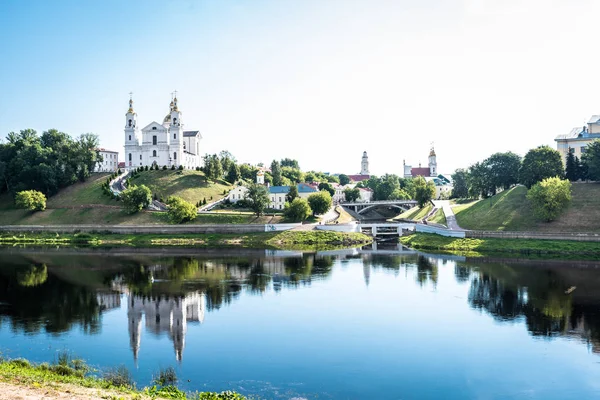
[163,114,171,123]
[429,148,436,157]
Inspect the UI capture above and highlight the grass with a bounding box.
[0,230,372,250]
[396,204,433,221]
[0,356,246,399]
[400,232,600,256]
[428,208,447,226]
[453,183,600,232]
[131,170,232,204]
[333,205,356,224]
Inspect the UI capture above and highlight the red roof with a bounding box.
[347,174,370,182]
[118,162,125,168]
[411,168,431,177]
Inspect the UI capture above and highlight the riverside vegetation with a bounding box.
[0,352,245,399]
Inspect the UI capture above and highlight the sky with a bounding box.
[1,0,600,176]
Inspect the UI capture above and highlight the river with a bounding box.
[0,244,599,399]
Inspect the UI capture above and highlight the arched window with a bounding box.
[174,152,177,160]
[173,133,176,140]
[128,119,132,127]
[153,150,157,157]
[128,135,131,141]
[128,153,132,161]
[140,154,142,160]
[152,126,157,130]
[183,142,186,150]
[173,118,177,124]
[152,136,157,145]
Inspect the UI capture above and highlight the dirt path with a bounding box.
[0,381,150,400]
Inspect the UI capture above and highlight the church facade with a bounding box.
[124,95,202,170]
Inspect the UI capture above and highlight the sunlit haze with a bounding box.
[1,0,599,175]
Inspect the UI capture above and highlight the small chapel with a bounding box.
[124,94,202,169]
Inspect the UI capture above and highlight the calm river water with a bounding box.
[1,245,600,399]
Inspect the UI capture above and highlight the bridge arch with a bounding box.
[357,203,410,215]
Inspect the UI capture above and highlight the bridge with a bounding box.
[360,222,415,237]
[340,199,417,214]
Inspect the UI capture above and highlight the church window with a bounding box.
[183,143,186,150]
[173,133,176,140]
[153,150,157,157]
[152,136,157,145]
[174,152,177,160]
[128,135,131,141]
[173,118,177,124]
[152,127,157,130]
[128,153,132,161]
[140,154,142,160]
[128,119,132,127]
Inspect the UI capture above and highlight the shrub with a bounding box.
[526,177,572,221]
[307,190,332,215]
[166,196,197,223]
[153,366,178,386]
[121,184,152,213]
[284,198,312,222]
[196,166,201,171]
[15,190,46,211]
[178,165,184,170]
[72,233,93,244]
[144,165,149,171]
[171,165,176,170]
[163,165,168,170]
[103,366,134,388]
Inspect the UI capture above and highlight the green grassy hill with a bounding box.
[396,204,433,221]
[453,183,600,232]
[130,169,232,204]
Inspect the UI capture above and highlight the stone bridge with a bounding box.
[340,200,417,214]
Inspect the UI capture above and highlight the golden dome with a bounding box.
[163,114,171,123]
[429,148,436,157]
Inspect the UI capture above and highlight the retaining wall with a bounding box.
[0,224,298,235]
[465,230,600,242]
[416,224,466,238]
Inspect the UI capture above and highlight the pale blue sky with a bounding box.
[1,0,599,175]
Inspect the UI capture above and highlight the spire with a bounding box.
[172,90,179,112]
[127,92,134,114]
[429,142,436,157]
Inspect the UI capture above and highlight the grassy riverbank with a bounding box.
[400,233,600,257]
[0,230,372,250]
[0,355,244,399]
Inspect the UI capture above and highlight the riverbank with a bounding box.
[400,233,600,257]
[0,356,244,399]
[0,230,372,250]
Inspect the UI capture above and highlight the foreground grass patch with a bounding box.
[400,233,600,256]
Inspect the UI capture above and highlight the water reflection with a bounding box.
[1,246,600,364]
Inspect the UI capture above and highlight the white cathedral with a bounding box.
[124,94,202,169]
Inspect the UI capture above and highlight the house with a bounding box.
[227,183,318,210]
[424,175,453,200]
[95,148,119,172]
[555,117,600,164]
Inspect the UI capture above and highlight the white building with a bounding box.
[227,183,318,210]
[404,147,437,178]
[128,292,205,362]
[361,151,369,175]
[95,148,119,172]
[124,95,202,170]
[555,116,600,164]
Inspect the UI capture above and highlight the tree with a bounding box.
[245,183,270,216]
[318,182,335,196]
[281,166,304,184]
[286,185,299,203]
[203,154,224,182]
[15,190,46,211]
[344,187,360,202]
[280,158,300,169]
[581,139,600,181]
[565,149,578,181]
[414,176,435,207]
[338,174,350,186]
[305,172,317,183]
[120,184,152,213]
[166,196,197,223]
[451,169,469,198]
[325,175,340,183]
[485,152,521,190]
[389,188,410,200]
[284,198,312,222]
[307,190,332,215]
[239,163,256,181]
[519,145,564,188]
[467,162,491,199]
[375,174,400,200]
[270,160,282,186]
[226,163,241,184]
[219,150,236,173]
[526,177,571,222]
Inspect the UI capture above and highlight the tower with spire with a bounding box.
[428,146,437,176]
[124,94,142,168]
[361,151,369,175]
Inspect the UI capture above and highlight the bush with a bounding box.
[526,177,572,221]
[178,165,184,170]
[171,165,176,170]
[153,366,178,386]
[144,165,149,171]
[103,365,134,388]
[284,198,312,222]
[196,166,201,171]
[15,190,46,211]
[163,165,168,170]
[307,190,332,215]
[121,184,152,213]
[166,196,197,223]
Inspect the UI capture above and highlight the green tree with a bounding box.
[307,190,332,215]
[581,139,600,181]
[451,169,469,198]
[485,151,521,190]
[271,160,282,186]
[414,176,435,207]
[239,163,257,181]
[467,162,492,199]
[519,145,564,188]
[245,183,270,216]
[305,172,317,183]
[389,188,410,200]
[219,150,236,173]
[318,182,335,196]
[284,198,312,222]
[526,177,572,222]
[203,154,224,182]
[325,175,340,183]
[338,174,350,185]
[166,196,197,223]
[120,184,152,213]
[281,166,304,184]
[280,158,300,169]
[344,187,360,202]
[15,190,46,211]
[286,185,299,203]
[226,163,241,184]
[375,174,400,200]
[565,149,578,181]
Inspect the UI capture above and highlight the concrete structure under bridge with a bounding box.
[360,223,415,237]
[341,200,417,214]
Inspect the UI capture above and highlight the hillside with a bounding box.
[396,204,433,221]
[130,169,232,204]
[453,183,600,232]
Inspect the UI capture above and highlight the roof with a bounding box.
[347,174,370,182]
[269,186,290,194]
[118,162,125,168]
[555,126,600,141]
[589,115,600,124]
[358,187,373,192]
[183,130,202,138]
[411,167,431,177]
[96,148,118,153]
[297,183,318,193]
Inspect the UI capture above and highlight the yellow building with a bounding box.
[555,116,600,163]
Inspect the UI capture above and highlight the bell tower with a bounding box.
[360,151,369,175]
[124,93,140,168]
[169,92,183,167]
[428,146,437,177]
